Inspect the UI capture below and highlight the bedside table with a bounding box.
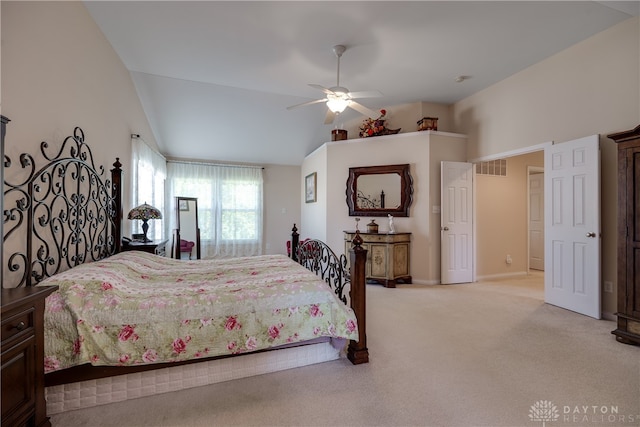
[121,239,168,256]
[2,286,58,427]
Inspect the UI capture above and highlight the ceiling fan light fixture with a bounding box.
[326,97,350,113]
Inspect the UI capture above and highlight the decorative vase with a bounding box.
[367,220,379,233]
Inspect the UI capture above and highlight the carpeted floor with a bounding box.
[49,274,640,427]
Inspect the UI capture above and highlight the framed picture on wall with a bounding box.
[179,199,189,211]
[305,172,317,203]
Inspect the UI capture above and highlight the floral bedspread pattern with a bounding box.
[38,252,358,373]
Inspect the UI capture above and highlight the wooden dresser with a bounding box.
[1,286,58,427]
[608,124,640,345]
[344,231,411,288]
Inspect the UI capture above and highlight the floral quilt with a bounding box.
[37,252,358,373]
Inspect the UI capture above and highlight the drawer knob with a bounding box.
[13,321,26,331]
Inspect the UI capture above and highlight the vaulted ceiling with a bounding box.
[84,1,638,165]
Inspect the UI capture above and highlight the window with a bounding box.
[167,162,263,258]
[131,137,166,240]
[220,180,260,241]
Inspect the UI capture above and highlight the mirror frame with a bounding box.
[173,196,201,259]
[346,164,413,217]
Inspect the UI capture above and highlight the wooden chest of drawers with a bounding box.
[1,286,58,427]
[344,231,411,288]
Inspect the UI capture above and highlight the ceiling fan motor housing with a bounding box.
[329,86,350,97]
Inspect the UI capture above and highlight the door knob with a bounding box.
[442,226,449,231]
[586,232,596,238]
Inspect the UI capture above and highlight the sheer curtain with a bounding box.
[130,136,166,240]
[166,161,263,258]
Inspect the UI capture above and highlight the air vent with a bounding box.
[475,159,507,176]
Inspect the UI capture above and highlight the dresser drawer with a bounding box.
[1,334,36,425]
[1,306,34,343]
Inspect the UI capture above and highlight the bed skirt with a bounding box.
[46,340,342,415]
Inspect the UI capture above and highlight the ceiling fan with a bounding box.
[287,45,382,124]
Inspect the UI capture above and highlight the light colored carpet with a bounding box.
[50,274,640,426]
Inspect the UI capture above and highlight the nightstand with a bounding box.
[1,286,58,427]
[121,239,168,256]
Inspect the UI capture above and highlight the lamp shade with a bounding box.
[128,203,162,220]
[128,203,162,243]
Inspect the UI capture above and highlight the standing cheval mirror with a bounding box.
[173,197,201,260]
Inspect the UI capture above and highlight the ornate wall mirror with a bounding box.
[172,197,201,259]
[346,164,413,217]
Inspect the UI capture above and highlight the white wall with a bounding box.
[262,164,301,255]
[453,16,640,316]
[300,144,328,241]
[2,1,159,285]
[302,131,467,284]
[2,1,158,215]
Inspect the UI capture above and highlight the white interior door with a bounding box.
[544,135,600,319]
[529,170,544,270]
[441,161,474,284]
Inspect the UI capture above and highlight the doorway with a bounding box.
[472,134,601,320]
[474,150,544,290]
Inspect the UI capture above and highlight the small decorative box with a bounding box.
[417,117,438,131]
[331,129,348,141]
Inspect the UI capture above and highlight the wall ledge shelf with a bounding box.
[327,130,468,146]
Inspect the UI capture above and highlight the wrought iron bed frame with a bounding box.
[2,123,368,389]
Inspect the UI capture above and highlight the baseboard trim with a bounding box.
[409,279,441,285]
[476,271,529,281]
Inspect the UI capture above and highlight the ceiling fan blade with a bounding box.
[286,98,327,110]
[324,109,336,125]
[348,90,382,99]
[309,84,336,95]
[348,101,379,118]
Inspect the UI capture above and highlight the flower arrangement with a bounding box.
[359,109,388,138]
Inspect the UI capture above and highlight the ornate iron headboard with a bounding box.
[3,126,123,287]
